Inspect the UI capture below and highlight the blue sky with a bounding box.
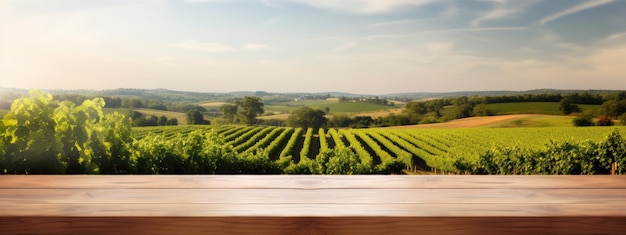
[2,0,626,94]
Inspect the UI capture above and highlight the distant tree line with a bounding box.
[573,91,626,127]
[374,92,624,127]
[53,94,208,113]
[128,111,178,127]
[338,96,393,106]
[218,92,626,129]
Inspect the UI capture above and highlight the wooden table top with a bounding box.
[1,175,625,217]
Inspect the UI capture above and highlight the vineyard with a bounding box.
[2,90,625,175]
[133,125,626,173]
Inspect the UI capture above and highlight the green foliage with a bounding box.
[220,104,238,123]
[187,110,209,125]
[287,107,327,129]
[315,147,368,174]
[472,103,493,116]
[132,130,281,174]
[327,114,373,128]
[237,96,264,125]
[318,128,329,152]
[279,128,303,160]
[2,90,62,173]
[573,113,594,126]
[620,113,626,126]
[0,90,134,174]
[457,130,626,175]
[128,111,177,127]
[559,97,581,115]
[53,98,105,173]
[596,116,614,126]
[5,91,626,176]
[448,96,474,119]
[266,128,293,160]
[299,128,314,161]
[97,112,133,173]
[601,91,626,118]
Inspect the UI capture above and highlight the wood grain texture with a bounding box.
[1,175,625,234]
[2,175,626,189]
[2,217,625,235]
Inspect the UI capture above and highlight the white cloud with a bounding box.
[285,0,433,14]
[171,40,236,52]
[540,0,615,25]
[243,44,279,51]
[471,0,539,26]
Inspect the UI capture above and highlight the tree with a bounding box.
[327,114,353,128]
[220,104,238,123]
[351,116,373,128]
[165,118,178,126]
[620,113,626,126]
[573,113,594,126]
[449,96,474,119]
[287,107,327,129]
[237,96,264,125]
[559,97,581,115]
[596,116,614,126]
[187,110,208,125]
[158,115,168,126]
[472,103,493,116]
[601,92,626,118]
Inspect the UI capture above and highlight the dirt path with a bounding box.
[381,114,547,129]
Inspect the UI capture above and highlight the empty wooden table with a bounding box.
[1,175,625,234]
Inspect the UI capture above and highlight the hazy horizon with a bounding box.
[2,0,626,94]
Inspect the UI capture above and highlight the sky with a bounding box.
[1,0,626,94]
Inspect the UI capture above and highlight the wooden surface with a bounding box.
[1,175,625,234]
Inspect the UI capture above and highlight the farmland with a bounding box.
[3,89,626,175]
[133,125,626,173]
[485,102,602,115]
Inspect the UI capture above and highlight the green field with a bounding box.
[133,125,626,173]
[264,99,397,114]
[486,102,601,115]
[483,115,574,128]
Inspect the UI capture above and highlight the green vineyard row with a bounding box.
[133,125,626,172]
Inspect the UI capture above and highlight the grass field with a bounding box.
[481,115,574,128]
[382,114,574,129]
[198,101,232,107]
[486,102,601,115]
[264,100,398,114]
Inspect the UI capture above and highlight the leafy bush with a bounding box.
[573,113,594,126]
[596,116,614,126]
